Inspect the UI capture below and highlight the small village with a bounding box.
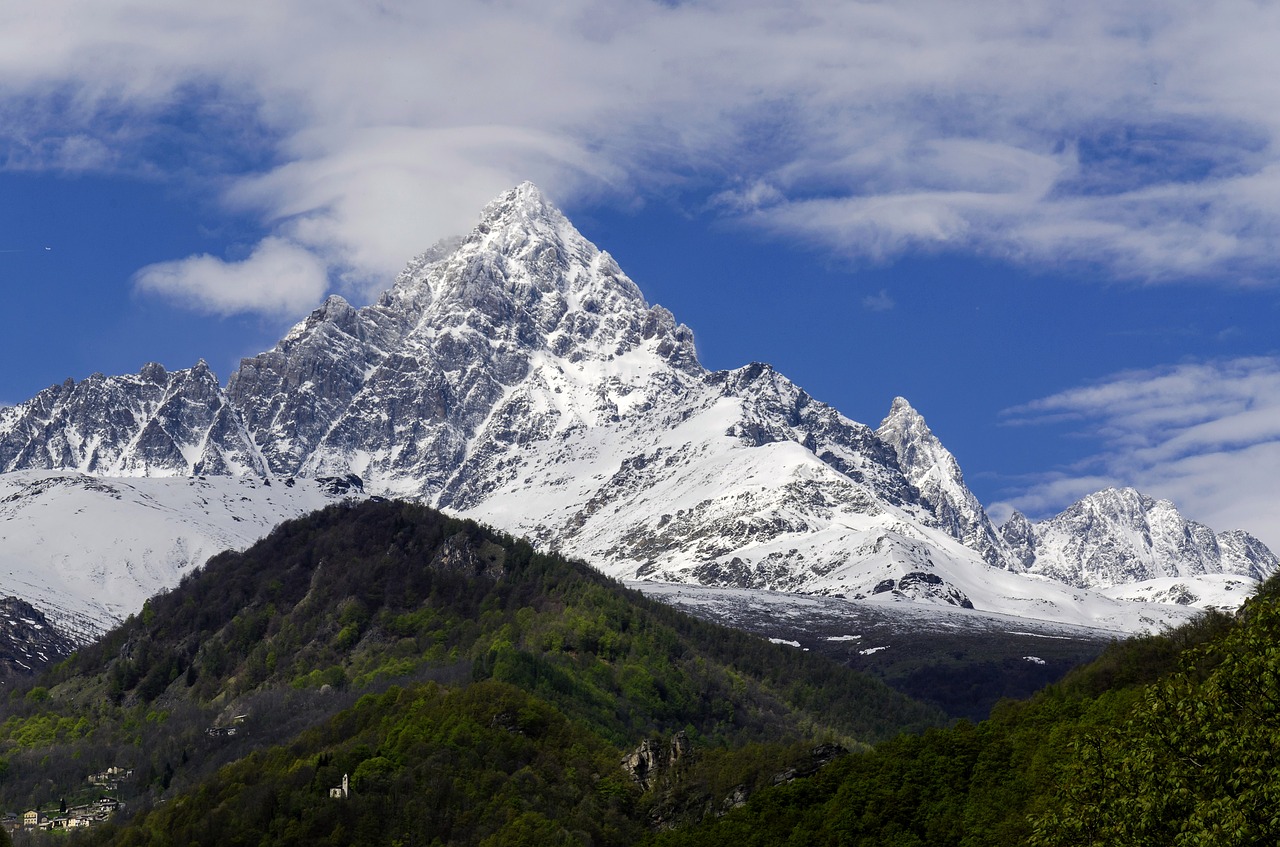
[2,767,130,835]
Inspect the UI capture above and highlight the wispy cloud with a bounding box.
[861,289,895,312]
[994,357,1280,549]
[3,2,1280,313]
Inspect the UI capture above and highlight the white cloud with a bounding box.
[995,357,1280,550]
[133,237,329,317]
[224,124,622,299]
[4,2,1280,311]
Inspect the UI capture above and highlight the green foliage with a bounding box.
[0,712,91,748]
[69,681,643,847]
[1029,590,1280,846]
[646,583,1280,847]
[11,499,1279,846]
[37,500,932,746]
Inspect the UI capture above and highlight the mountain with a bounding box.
[1001,487,1278,609]
[0,183,1272,640]
[209,184,1207,630]
[875,396,1015,570]
[0,596,76,680]
[0,471,358,636]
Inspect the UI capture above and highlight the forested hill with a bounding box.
[61,499,938,740]
[2,499,941,845]
[648,574,1280,847]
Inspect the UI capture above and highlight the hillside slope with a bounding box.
[1,499,941,842]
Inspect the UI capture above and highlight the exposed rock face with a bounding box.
[771,743,849,785]
[0,361,264,477]
[230,185,700,502]
[0,597,76,680]
[872,571,974,609]
[228,294,401,477]
[429,532,507,581]
[999,510,1038,570]
[625,734,848,831]
[621,739,662,791]
[1218,530,1278,577]
[622,732,692,792]
[1001,487,1278,589]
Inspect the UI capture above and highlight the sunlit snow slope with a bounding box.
[0,472,349,637]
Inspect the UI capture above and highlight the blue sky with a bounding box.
[1,1,1279,548]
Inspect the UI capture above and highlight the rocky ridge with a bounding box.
[0,361,264,477]
[875,396,1014,570]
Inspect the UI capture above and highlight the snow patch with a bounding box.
[0,470,358,634]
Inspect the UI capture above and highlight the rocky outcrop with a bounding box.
[876,397,1015,570]
[429,532,507,581]
[871,571,974,608]
[622,731,692,792]
[624,735,848,831]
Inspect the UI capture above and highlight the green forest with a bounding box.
[1,500,1277,845]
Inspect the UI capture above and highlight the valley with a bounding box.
[634,583,1119,720]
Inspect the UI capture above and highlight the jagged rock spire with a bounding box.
[232,183,700,486]
[876,397,1016,569]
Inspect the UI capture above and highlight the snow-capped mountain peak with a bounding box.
[402,182,697,372]
[0,183,1275,639]
[875,397,1014,569]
